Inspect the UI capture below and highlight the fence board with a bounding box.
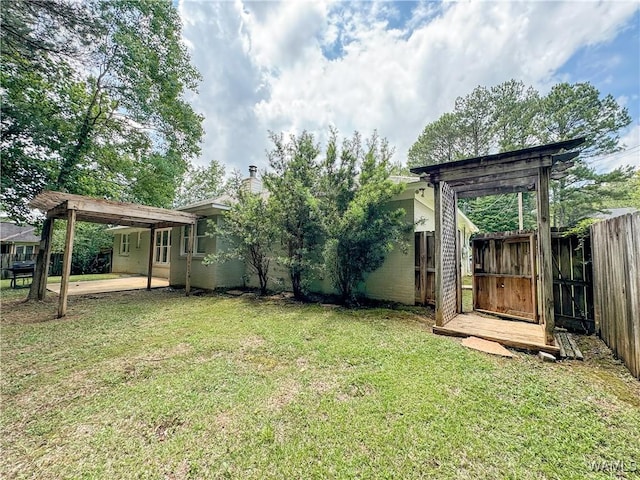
[591,213,640,379]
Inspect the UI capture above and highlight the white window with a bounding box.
[120,234,130,255]
[136,232,142,249]
[154,228,171,264]
[181,220,207,256]
[15,245,34,257]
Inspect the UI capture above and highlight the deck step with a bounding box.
[554,332,583,360]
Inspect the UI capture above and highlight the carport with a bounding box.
[30,191,198,318]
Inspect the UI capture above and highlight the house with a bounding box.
[0,221,41,280]
[0,221,40,258]
[109,168,477,305]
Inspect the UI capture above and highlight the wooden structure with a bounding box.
[410,138,585,351]
[472,231,537,322]
[415,231,435,305]
[551,230,594,333]
[30,191,197,318]
[591,212,640,379]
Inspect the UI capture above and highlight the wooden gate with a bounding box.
[415,231,435,305]
[472,232,538,322]
[551,232,594,333]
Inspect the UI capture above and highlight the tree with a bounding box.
[174,159,226,207]
[321,130,411,303]
[51,222,113,274]
[408,113,464,167]
[263,131,324,299]
[1,0,204,223]
[204,171,276,295]
[408,80,633,230]
[1,0,204,299]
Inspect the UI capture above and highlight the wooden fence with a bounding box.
[591,213,640,379]
[1,252,111,280]
[415,231,435,305]
[551,231,594,333]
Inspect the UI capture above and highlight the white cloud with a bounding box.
[592,124,640,172]
[178,0,638,175]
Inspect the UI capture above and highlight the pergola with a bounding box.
[30,191,198,318]
[410,138,585,347]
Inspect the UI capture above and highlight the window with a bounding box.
[120,234,130,255]
[181,220,207,256]
[136,232,142,249]
[15,245,34,257]
[154,228,171,264]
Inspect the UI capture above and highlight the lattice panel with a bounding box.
[440,181,458,324]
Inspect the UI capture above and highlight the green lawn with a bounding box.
[1,289,639,479]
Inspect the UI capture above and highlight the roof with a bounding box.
[30,191,197,228]
[591,207,639,220]
[0,222,40,243]
[177,194,232,212]
[409,138,585,198]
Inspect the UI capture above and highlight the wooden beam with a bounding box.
[409,137,585,175]
[434,182,444,326]
[456,184,536,199]
[444,168,538,189]
[58,209,76,318]
[147,227,155,290]
[452,175,537,193]
[31,191,197,227]
[46,201,71,219]
[428,155,553,184]
[185,224,194,296]
[537,165,555,344]
[38,218,54,300]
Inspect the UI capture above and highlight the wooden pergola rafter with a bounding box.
[410,138,585,346]
[30,191,198,318]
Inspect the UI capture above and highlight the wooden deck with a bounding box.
[433,312,560,355]
[47,276,169,296]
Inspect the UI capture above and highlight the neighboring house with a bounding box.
[0,222,40,257]
[591,207,638,220]
[0,221,41,279]
[109,169,477,305]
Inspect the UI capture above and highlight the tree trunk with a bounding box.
[28,217,53,300]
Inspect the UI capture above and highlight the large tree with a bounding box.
[1,0,203,222]
[263,131,324,299]
[409,80,633,230]
[320,130,411,303]
[204,171,276,295]
[174,159,226,207]
[1,0,204,299]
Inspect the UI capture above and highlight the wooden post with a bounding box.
[454,194,462,314]
[58,209,76,318]
[529,232,538,323]
[537,165,555,344]
[434,181,444,326]
[518,192,524,230]
[185,222,195,296]
[147,227,155,290]
[420,232,427,305]
[38,218,54,300]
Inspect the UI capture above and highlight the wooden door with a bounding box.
[472,232,538,322]
[415,231,435,305]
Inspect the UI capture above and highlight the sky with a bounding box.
[177,0,640,175]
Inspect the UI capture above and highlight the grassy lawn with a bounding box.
[1,289,639,479]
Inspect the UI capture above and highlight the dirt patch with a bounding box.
[266,379,300,412]
[240,335,266,350]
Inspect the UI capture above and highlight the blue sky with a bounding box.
[178,1,639,173]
